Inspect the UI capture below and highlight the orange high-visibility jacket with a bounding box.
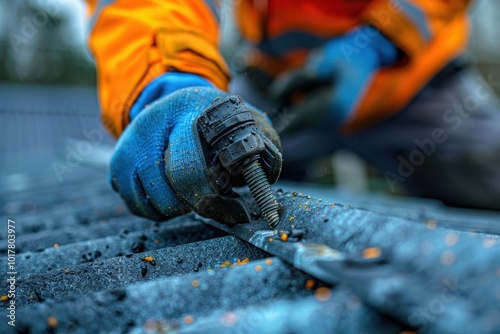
[87,0,471,137]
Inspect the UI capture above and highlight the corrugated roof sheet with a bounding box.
[2,84,500,334]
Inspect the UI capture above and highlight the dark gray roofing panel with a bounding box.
[2,84,500,333]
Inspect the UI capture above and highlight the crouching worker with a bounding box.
[86,0,500,223]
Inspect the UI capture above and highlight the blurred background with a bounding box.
[1,0,500,195]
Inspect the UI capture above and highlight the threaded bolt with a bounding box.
[242,160,280,228]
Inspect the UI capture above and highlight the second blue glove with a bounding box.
[270,26,399,131]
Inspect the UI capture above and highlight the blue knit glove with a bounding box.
[109,74,282,224]
[270,26,399,131]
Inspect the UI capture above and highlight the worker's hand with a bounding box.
[270,26,399,132]
[109,74,282,224]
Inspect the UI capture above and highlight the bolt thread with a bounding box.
[242,161,280,228]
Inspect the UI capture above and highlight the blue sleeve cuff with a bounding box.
[130,72,213,121]
[369,28,399,66]
[351,26,399,67]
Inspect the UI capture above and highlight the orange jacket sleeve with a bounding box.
[362,0,472,61]
[86,0,230,138]
[346,0,472,132]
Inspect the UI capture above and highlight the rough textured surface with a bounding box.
[0,220,224,279]
[11,235,268,308]
[180,287,402,334]
[7,258,318,334]
[2,168,500,333]
[208,191,500,333]
[278,182,500,235]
